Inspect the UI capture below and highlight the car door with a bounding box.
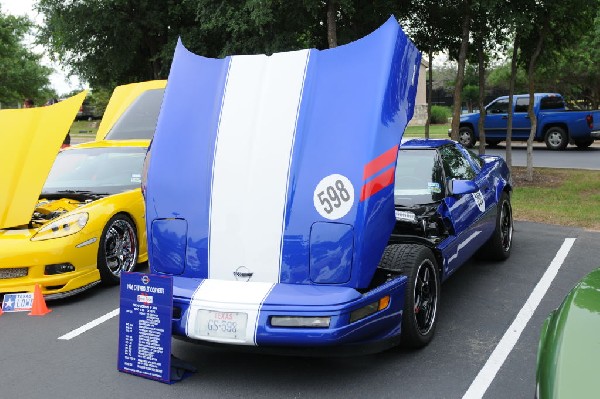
[484,98,509,139]
[512,96,532,139]
[438,145,490,275]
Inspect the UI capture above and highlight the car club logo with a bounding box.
[233,266,254,282]
[141,275,150,284]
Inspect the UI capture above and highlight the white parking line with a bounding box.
[462,237,576,399]
[58,308,120,340]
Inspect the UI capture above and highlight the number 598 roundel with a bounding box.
[144,18,512,354]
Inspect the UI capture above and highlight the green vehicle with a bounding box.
[536,268,600,398]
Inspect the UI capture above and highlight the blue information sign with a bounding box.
[118,272,173,383]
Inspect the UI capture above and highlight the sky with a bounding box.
[1,0,85,95]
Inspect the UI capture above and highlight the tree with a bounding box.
[468,0,508,155]
[535,8,600,109]
[404,0,456,138]
[518,0,598,180]
[449,0,473,141]
[0,9,53,107]
[37,0,199,89]
[37,0,410,90]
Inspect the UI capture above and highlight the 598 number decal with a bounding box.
[313,174,354,220]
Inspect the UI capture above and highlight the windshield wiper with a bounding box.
[44,190,111,198]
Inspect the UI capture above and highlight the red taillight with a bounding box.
[586,114,593,129]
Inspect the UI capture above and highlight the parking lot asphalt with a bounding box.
[1,221,598,399]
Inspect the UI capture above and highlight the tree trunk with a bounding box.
[477,39,486,155]
[450,2,471,141]
[327,0,337,48]
[506,32,519,171]
[526,24,548,182]
[425,48,433,139]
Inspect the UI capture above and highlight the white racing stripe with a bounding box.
[185,279,274,345]
[462,237,576,399]
[209,50,309,283]
[58,308,120,340]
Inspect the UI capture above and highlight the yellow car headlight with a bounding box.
[31,213,89,241]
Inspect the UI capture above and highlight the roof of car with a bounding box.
[400,138,455,149]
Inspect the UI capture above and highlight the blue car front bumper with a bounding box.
[171,275,408,354]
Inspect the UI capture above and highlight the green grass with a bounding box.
[69,120,99,136]
[404,123,449,138]
[511,167,600,231]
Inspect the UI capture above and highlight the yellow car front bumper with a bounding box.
[0,225,103,299]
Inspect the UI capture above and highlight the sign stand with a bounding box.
[118,272,196,383]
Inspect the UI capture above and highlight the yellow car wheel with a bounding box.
[98,213,138,285]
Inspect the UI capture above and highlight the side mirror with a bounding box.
[449,179,478,195]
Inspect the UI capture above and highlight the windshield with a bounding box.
[42,146,147,196]
[104,88,164,140]
[394,149,445,206]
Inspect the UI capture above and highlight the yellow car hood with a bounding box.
[95,80,166,141]
[0,92,86,229]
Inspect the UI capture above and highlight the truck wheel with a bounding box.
[98,214,138,285]
[379,244,440,349]
[575,138,593,149]
[458,126,475,148]
[477,192,513,261]
[544,127,568,150]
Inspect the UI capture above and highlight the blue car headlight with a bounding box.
[31,213,89,241]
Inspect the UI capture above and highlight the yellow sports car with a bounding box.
[0,80,166,299]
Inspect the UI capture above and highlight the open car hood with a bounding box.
[145,17,421,288]
[95,80,167,141]
[0,92,86,229]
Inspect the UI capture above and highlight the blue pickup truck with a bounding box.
[455,93,600,150]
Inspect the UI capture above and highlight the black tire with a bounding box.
[478,191,513,261]
[544,127,568,150]
[575,138,593,149]
[486,139,501,147]
[379,244,440,349]
[97,214,139,285]
[458,126,475,148]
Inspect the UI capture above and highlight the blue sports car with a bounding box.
[143,18,512,354]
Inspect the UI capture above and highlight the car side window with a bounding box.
[514,97,529,113]
[540,96,565,110]
[487,99,509,114]
[439,145,476,181]
[466,149,484,170]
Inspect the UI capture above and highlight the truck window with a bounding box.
[540,96,565,110]
[515,97,529,113]
[487,99,509,114]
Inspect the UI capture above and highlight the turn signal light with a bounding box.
[349,296,390,323]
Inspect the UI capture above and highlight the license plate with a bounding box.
[197,310,248,340]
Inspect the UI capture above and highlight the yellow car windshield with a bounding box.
[42,147,147,197]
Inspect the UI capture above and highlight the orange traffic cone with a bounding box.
[0,302,4,317]
[28,284,52,316]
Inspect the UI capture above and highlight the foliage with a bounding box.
[88,87,113,116]
[0,9,53,106]
[461,84,479,112]
[535,8,600,108]
[429,106,451,124]
[37,0,410,90]
[37,0,200,89]
[486,62,528,93]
